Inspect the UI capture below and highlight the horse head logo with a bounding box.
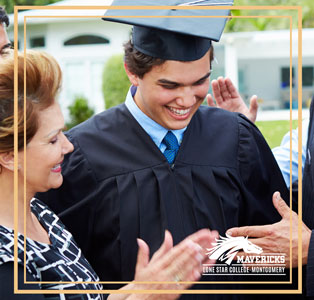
[205,234,263,265]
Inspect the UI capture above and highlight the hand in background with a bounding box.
[207,76,258,123]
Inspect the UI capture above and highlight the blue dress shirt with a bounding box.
[272,118,309,187]
[125,86,186,152]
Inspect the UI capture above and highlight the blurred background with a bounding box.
[1,0,313,147]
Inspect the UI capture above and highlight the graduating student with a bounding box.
[38,0,292,297]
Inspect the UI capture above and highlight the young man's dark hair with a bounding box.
[0,7,9,27]
[123,40,165,79]
[124,39,214,78]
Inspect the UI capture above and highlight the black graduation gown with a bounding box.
[38,104,291,298]
[303,97,314,298]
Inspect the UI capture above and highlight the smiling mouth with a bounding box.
[51,161,63,172]
[51,164,61,171]
[167,107,191,116]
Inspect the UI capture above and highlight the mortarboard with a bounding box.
[103,0,233,61]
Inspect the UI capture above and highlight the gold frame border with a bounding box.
[12,5,302,294]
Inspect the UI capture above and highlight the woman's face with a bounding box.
[19,102,74,195]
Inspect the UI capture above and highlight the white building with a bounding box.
[7,1,314,119]
[8,0,131,119]
[217,29,314,110]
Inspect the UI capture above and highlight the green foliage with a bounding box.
[256,119,298,149]
[66,95,94,129]
[225,0,314,32]
[102,54,130,109]
[302,0,314,28]
[0,0,59,14]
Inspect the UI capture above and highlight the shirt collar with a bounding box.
[125,86,186,148]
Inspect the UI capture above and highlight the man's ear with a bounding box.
[0,152,15,172]
[124,62,140,86]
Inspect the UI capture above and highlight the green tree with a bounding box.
[225,0,314,32]
[302,0,314,28]
[102,54,130,109]
[66,95,94,129]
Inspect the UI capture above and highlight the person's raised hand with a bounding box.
[126,229,218,300]
[207,77,258,123]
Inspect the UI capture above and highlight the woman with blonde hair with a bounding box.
[0,50,217,299]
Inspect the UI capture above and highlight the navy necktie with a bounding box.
[162,131,179,164]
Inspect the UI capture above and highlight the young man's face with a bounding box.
[129,50,211,130]
[0,23,10,55]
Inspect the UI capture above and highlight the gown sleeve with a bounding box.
[236,114,290,226]
[235,114,299,292]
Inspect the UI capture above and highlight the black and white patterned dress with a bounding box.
[0,198,103,299]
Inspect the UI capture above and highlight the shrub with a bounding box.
[66,95,95,129]
[102,54,130,109]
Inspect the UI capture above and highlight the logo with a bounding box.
[206,234,262,265]
[203,234,286,276]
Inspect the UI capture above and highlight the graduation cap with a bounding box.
[103,0,233,61]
